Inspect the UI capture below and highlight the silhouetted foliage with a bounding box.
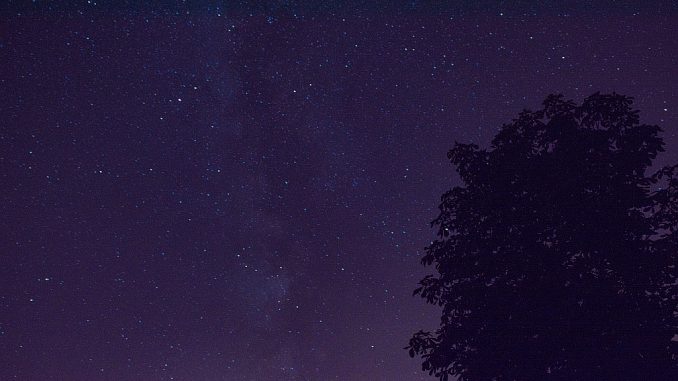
[408,93,678,380]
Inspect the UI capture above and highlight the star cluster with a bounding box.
[1,2,677,380]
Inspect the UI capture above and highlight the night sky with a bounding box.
[2,2,678,380]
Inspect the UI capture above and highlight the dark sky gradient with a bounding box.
[2,2,677,380]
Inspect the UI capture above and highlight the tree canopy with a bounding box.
[408,93,678,380]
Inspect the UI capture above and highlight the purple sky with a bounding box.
[2,2,677,380]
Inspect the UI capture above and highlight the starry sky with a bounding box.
[1,2,677,380]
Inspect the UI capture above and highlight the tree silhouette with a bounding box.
[407,93,678,380]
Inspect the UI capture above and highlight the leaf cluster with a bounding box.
[408,93,678,380]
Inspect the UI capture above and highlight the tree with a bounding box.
[407,93,678,380]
